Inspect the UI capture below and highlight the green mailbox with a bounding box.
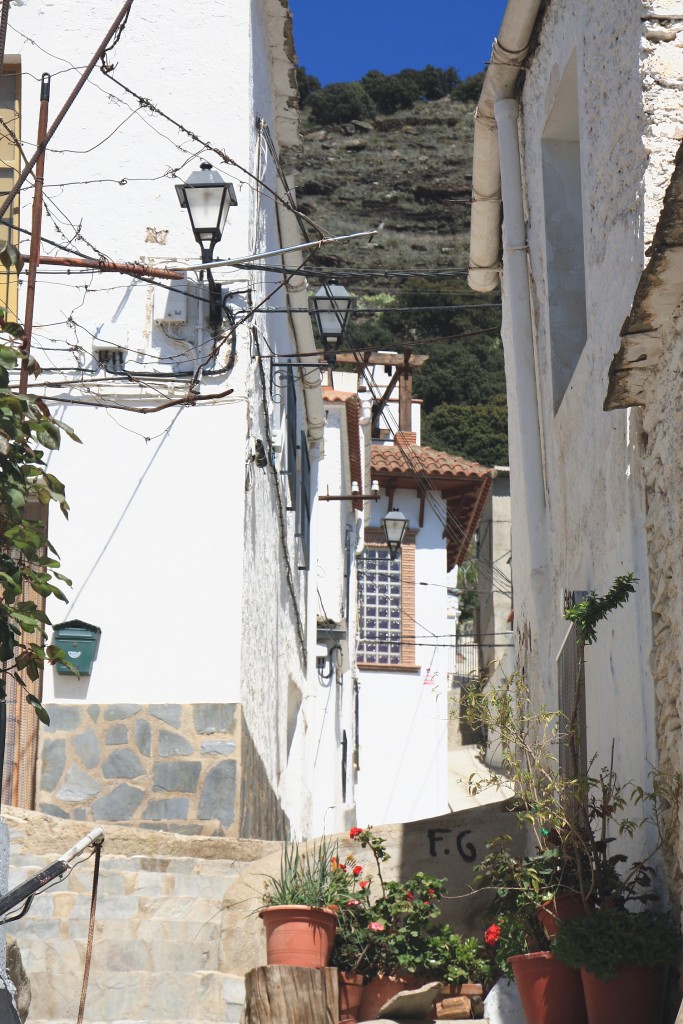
[53,620,101,676]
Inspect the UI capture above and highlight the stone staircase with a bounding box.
[2,809,279,1024]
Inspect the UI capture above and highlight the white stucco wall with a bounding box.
[355,486,451,825]
[504,0,663,819]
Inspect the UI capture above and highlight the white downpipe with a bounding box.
[468,0,545,293]
[275,178,326,452]
[495,98,548,574]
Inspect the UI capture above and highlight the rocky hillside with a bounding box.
[291,74,506,468]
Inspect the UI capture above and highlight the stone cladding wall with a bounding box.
[36,703,240,836]
[641,310,683,901]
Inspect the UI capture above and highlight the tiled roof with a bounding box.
[371,442,491,482]
[371,440,494,570]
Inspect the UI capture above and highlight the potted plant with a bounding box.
[332,827,489,1022]
[552,907,681,1024]
[259,836,350,969]
[464,576,681,1024]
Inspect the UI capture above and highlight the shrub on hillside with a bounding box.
[297,66,321,104]
[307,81,376,125]
[361,70,420,114]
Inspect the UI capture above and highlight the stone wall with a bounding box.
[641,309,683,903]
[36,703,240,836]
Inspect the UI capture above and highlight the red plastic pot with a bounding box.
[259,905,337,969]
[580,964,665,1024]
[508,951,588,1024]
[536,893,587,939]
[339,971,364,1024]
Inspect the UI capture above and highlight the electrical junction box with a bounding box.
[154,273,187,325]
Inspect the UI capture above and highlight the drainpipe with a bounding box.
[468,0,545,293]
[275,178,325,454]
[495,98,548,575]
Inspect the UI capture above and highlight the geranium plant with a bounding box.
[331,826,491,986]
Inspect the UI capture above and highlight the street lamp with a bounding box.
[176,161,238,329]
[382,508,408,559]
[311,280,355,365]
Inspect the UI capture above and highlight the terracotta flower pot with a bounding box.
[580,964,665,1024]
[358,973,420,1022]
[259,905,337,969]
[339,971,364,1024]
[536,893,587,939]
[508,951,588,1024]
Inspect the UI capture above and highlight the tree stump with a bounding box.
[242,965,339,1024]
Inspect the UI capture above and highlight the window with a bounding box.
[0,63,21,321]
[296,430,311,570]
[357,531,416,669]
[541,54,587,411]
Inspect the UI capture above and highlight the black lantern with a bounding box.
[382,508,408,559]
[311,280,355,365]
[175,161,237,255]
[176,162,238,329]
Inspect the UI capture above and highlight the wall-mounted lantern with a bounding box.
[311,280,355,365]
[382,508,408,559]
[53,620,101,676]
[176,161,238,329]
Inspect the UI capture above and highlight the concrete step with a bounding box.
[15,891,225,925]
[25,969,245,1022]
[18,935,222,973]
[9,863,240,899]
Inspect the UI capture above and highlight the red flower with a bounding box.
[339,863,347,872]
[423,901,430,906]
[405,892,414,900]
[485,924,501,946]
[349,827,363,839]
[359,880,369,890]
[427,888,435,895]
[347,899,361,906]
[368,921,385,932]
[352,865,363,876]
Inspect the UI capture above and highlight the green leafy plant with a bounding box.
[464,576,681,982]
[331,827,490,986]
[0,317,79,723]
[260,836,352,909]
[552,907,681,980]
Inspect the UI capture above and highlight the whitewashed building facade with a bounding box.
[469,0,683,885]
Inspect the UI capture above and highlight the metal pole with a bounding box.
[19,73,49,394]
[0,0,135,222]
[19,252,185,280]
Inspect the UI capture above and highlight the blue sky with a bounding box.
[288,0,509,85]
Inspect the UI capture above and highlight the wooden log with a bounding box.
[243,965,339,1024]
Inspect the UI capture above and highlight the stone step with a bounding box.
[8,852,244,875]
[19,935,222,973]
[12,914,225,953]
[25,969,245,1022]
[9,864,238,899]
[14,891,225,924]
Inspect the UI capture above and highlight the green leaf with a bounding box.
[0,345,17,369]
[26,694,50,725]
[33,421,61,450]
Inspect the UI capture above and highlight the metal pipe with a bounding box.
[0,0,136,221]
[20,252,185,280]
[19,73,49,394]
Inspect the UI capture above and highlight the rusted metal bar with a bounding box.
[19,73,49,395]
[0,0,136,221]
[20,253,185,280]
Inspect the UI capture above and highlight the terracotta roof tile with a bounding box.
[371,442,492,482]
[371,441,493,570]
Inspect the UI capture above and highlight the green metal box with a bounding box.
[53,620,101,676]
